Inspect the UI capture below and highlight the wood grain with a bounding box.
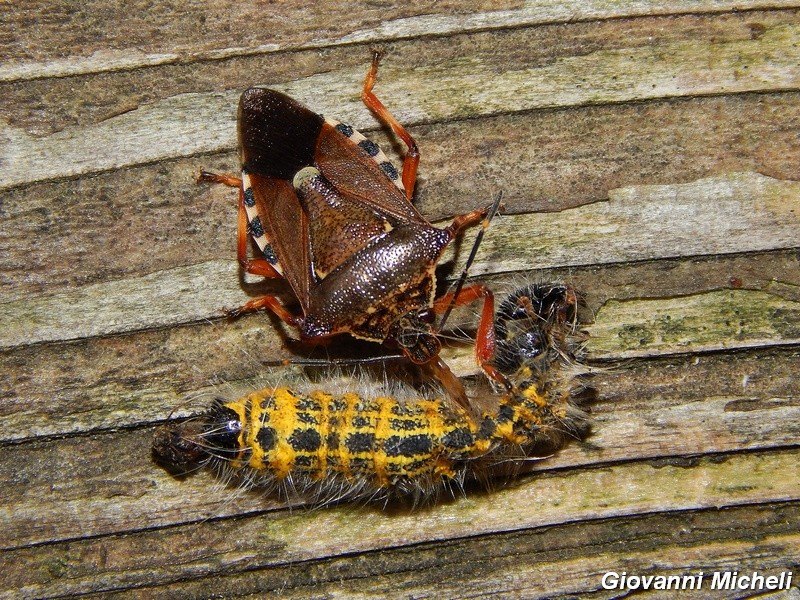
[134,505,800,600]
[4,1,798,80]
[3,172,797,349]
[3,12,800,189]
[1,2,798,598]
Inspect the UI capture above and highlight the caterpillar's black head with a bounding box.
[152,400,242,477]
[494,284,579,374]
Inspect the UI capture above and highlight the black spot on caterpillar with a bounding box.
[153,284,594,505]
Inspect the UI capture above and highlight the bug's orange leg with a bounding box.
[228,294,300,327]
[362,50,420,201]
[197,170,242,188]
[434,283,509,388]
[445,205,492,240]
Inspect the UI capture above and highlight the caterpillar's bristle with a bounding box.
[153,283,593,505]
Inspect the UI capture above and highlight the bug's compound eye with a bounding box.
[417,308,435,324]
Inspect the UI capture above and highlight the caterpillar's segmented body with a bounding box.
[153,284,594,503]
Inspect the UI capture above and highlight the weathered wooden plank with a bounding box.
[3,14,799,189]
[4,92,799,304]
[2,171,796,349]
[6,11,800,146]
[2,344,797,549]
[2,2,795,598]
[0,317,294,441]
[458,172,800,275]
[4,1,797,81]
[228,532,800,600]
[6,501,798,599]
[2,446,797,592]
[123,519,800,599]
[587,286,800,358]
[2,250,797,442]
[0,260,244,349]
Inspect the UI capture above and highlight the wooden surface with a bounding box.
[2,2,799,598]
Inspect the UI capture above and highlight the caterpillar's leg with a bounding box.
[362,50,420,200]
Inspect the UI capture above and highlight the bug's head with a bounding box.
[391,308,442,365]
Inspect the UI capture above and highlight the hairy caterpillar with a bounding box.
[153,284,594,504]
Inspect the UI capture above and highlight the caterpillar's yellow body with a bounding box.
[153,284,593,503]
[224,389,487,485]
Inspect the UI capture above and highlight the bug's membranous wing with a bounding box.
[238,88,324,179]
[315,121,426,224]
[238,88,325,309]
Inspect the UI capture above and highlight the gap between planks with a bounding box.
[1,171,797,350]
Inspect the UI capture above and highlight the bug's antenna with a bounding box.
[438,190,503,332]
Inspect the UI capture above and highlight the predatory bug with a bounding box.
[199,51,505,410]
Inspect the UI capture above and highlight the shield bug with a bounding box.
[199,51,505,408]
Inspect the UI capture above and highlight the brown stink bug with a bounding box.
[199,51,506,407]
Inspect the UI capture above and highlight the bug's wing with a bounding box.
[238,88,325,309]
[239,88,325,180]
[315,123,427,225]
[237,88,428,299]
[247,173,313,309]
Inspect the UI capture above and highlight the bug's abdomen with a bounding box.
[225,388,481,486]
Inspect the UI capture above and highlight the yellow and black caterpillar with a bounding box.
[153,284,594,503]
